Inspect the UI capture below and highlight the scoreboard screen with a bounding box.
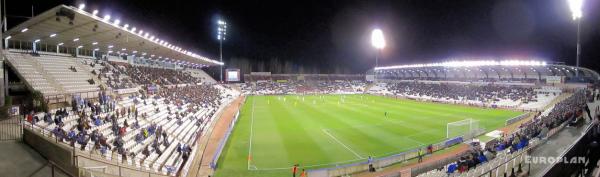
[226,69,241,82]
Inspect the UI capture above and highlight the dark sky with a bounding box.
[6,0,600,73]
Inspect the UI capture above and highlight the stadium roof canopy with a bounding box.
[372,59,600,81]
[3,4,223,66]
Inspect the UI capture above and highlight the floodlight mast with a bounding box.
[217,19,227,82]
[567,0,583,77]
[371,29,386,70]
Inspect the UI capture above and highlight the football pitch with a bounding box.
[214,94,523,177]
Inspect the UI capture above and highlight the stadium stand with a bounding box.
[242,80,367,95]
[5,52,61,95]
[25,81,237,175]
[370,82,541,109]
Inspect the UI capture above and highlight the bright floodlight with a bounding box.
[567,0,583,20]
[217,19,227,41]
[78,4,85,10]
[371,29,386,49]
[92,10,98,16]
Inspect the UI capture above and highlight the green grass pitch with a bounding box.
[214,94,523,177]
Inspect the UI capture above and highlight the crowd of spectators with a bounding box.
[242,81,366,95]
[116,65,203,86]
[27,86,225,169]
[158,84,224,116]
[96,62,137,89]
[385,82,536,103]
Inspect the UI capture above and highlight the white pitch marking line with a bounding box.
[322,129,364,159]
[247,97,257,170]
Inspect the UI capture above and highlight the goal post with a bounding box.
[446,119,485,139]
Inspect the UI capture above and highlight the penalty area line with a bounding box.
[322,129,364,159]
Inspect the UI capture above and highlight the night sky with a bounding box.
[6,0,600,74]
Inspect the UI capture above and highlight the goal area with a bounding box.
[446,119,485,139]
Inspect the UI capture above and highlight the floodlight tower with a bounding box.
[217,19,227,81]
[567,0,583,77]
[371,29,386,69]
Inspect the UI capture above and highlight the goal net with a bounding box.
[446,119,485,139]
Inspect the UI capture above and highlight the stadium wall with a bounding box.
[23,126,78,176]
[210,109,241,169]
[505,113,531,126]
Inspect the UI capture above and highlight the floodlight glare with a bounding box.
[123,24,129,29]
[92,10,98,16]
[78,4,85,10]
[114,19,121,25]
[103,15,111,21]
[567,0,583,20]
[371,29,386,49]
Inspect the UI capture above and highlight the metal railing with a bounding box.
[44,90,101,104]
[0,115,23,141]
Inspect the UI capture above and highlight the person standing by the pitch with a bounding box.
[292,164,299,177]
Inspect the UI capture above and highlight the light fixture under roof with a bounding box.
[73,38,80,42]
[57,42,64,46]
[92,42,98,45]
[21,28,28,32]
[49,33,57,37]
[374,60,548,70]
